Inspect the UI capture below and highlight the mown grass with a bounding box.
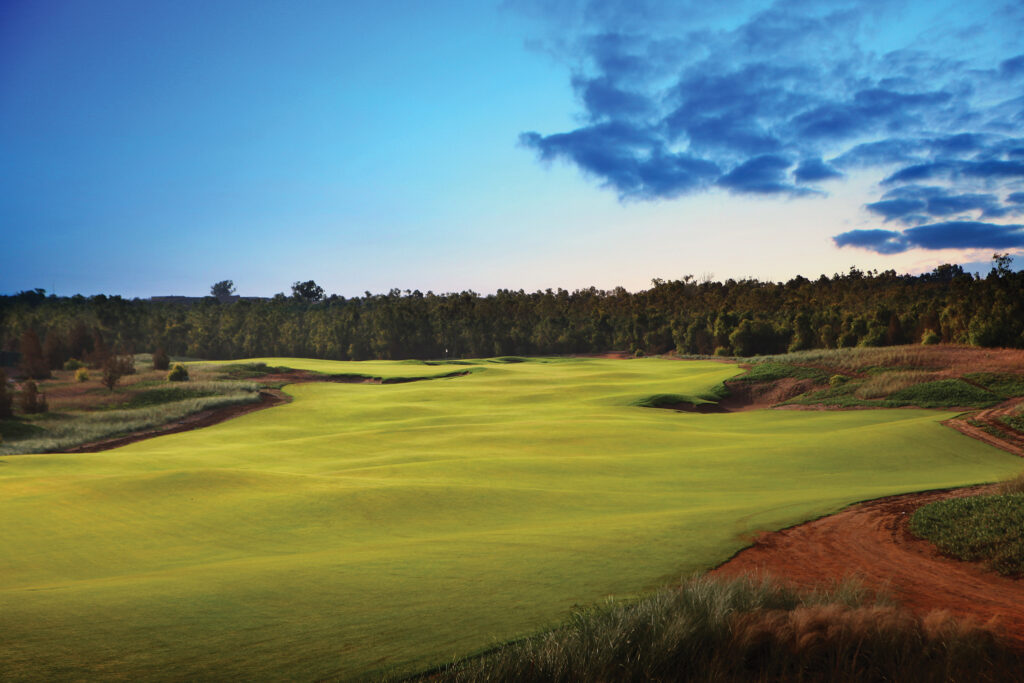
[910,493,1024,576]
[1,357,1020,679]
[412,575,1018,683]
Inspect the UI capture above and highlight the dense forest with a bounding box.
[2,257,1022,369]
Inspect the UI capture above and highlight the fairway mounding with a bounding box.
[4,356,1023,679]
[711,484,1024,650]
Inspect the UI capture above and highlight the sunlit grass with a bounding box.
[1,357,1020,679]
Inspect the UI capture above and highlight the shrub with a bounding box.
[19,380,48,414]
[0,369,12,418]
[167,364,190,382]
[152,347,170,371]
[921,329,941,345]
[1000,471,1024,495]
[101,353,135,391]
[63,358,85,371]
[714,346,731,357]
[75,367,90,382]
[829,374,847,387]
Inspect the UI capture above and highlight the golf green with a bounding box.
[1,358,1018,679]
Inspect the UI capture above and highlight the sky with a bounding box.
[1,0,1023,298]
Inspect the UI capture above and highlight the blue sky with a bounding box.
[2,0,1022,297]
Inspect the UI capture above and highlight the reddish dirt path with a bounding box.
[945,397,1024,457]
[711,485,1024,648]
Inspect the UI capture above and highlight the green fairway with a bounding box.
[0,358,1019,680]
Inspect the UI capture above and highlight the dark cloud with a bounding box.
[717,155,809,195]
[1000,54,1024,78]
[516,0,1024,244]
[881,162,957,184]
[865,185,1011,222]
[519,124,720,198]
[865,198,926,220]
[1008,191,1024,204]
[832,229,908,254]
[831,139,924,168]
[835,221,1024,253]
[793,157,843,182]
[904,221,1024,249]
[962,160,1024,178]
[573,76,652,120]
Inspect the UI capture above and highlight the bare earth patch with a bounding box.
[711,485,1024,650]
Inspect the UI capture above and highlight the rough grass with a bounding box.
[750,345,1024,376]
[963,373,1024,399]
[1002,403,1024,433]
[854,371,940,399]
[734,361,828,384]
[0,381,259,454]
[412,575,1018,683]
[885,379,1001,408]
[1,358,1020,679]
[910,493,1024,577]
[215,361,293,379]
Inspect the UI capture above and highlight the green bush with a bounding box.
[829,374,848,387]
[920,329,941,345]
[167,364,189,382]
[63,358,85,371]
[75,367,90,382]
[713,346,731,357]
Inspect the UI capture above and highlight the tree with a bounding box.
[19,329,50,379]
[0,369,12,418]
[152,347,170,370]
[992,252,1013,278]
[211,280,236,299]
[291,280,325,302]
[18,379,47,414]
[101,353,134,391]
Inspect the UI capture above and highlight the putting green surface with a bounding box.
[1,358,1019,680]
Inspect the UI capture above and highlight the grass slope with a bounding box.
[0,358,1020,680]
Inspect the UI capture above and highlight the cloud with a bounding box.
[717,154,804,194]
[515,0,1024,244]
[865,198,926,221]
[835,220,1024,253]
[1000,54,1024,78]
[1008,191,1024,204]
[519,124,720,198]
[793,157,843,182]
[832,229,908,254]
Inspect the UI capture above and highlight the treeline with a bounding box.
[2,261,1023,365]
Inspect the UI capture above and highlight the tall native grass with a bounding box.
[0,381,259,455]
[409,575,1018,682]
